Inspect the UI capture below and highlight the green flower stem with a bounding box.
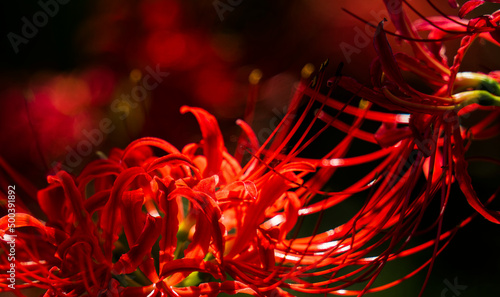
[455,90,500,109]
[454,72,500,96]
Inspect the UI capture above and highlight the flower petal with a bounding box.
[382,0,450,75]
[448,0,459,8]
[228,172,294,257]
[112,214,162,275]
[279,192,301,242]
[459,1,485,18]
[121,191,147,246]
[159,258,223,280]
[157,178,179,263]
[181,106,225,178]
[0,213,66,244]
[167,181,224,262]
[48,172,88,224]
[146,153,200,179]
[121,137,180,163]
[102,167,149,257]
[373,20,408,91]
[174,280,264,296]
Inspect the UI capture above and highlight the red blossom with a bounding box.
[1,1,500,296]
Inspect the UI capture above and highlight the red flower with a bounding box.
[323,0,500,294]
[0,86,339,296]
[1,2,500,296]
[338,0,500,220]
[0,71,430,296]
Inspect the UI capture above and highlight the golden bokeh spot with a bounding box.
[249,69,263,85]
[129,69,142,83]
[301,63,315,79]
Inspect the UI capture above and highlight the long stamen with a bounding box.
[342,8,467,42]
[426,0,469,27]
[403,0,467,34]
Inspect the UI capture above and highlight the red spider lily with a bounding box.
[338,0,500,221]
[322,0,500,294]
[0,69,494,297]
[0,70,425,296]
[1,2,500,297]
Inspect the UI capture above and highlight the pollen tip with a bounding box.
[319,59,329,71]
[358,99,370,110]
[301,63,315,79]
[311,76,318,88]
[314,108,324,118]
[96,151,108,160]
[249,69,263,85]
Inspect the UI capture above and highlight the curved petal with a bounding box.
[146,154,200,179]
[279,192,301,242]
[174,281,264,297]
[167,181,224,262]
[157,179,179,264]
[373,20,408,90]
[0,213,66,244]
[181,106,225,178]
[48,171,89,227]
[112,214,162,275]
[159,258,223,279]
[121,137,180,163]
[459,1,485,18]
[101,167,149,257]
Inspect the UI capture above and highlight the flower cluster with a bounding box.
[1,0,500,296]
[339,0,500,224]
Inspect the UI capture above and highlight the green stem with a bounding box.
[454,72,500,96]
[455,90,500,109]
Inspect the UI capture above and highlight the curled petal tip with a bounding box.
[449,0,460,8]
